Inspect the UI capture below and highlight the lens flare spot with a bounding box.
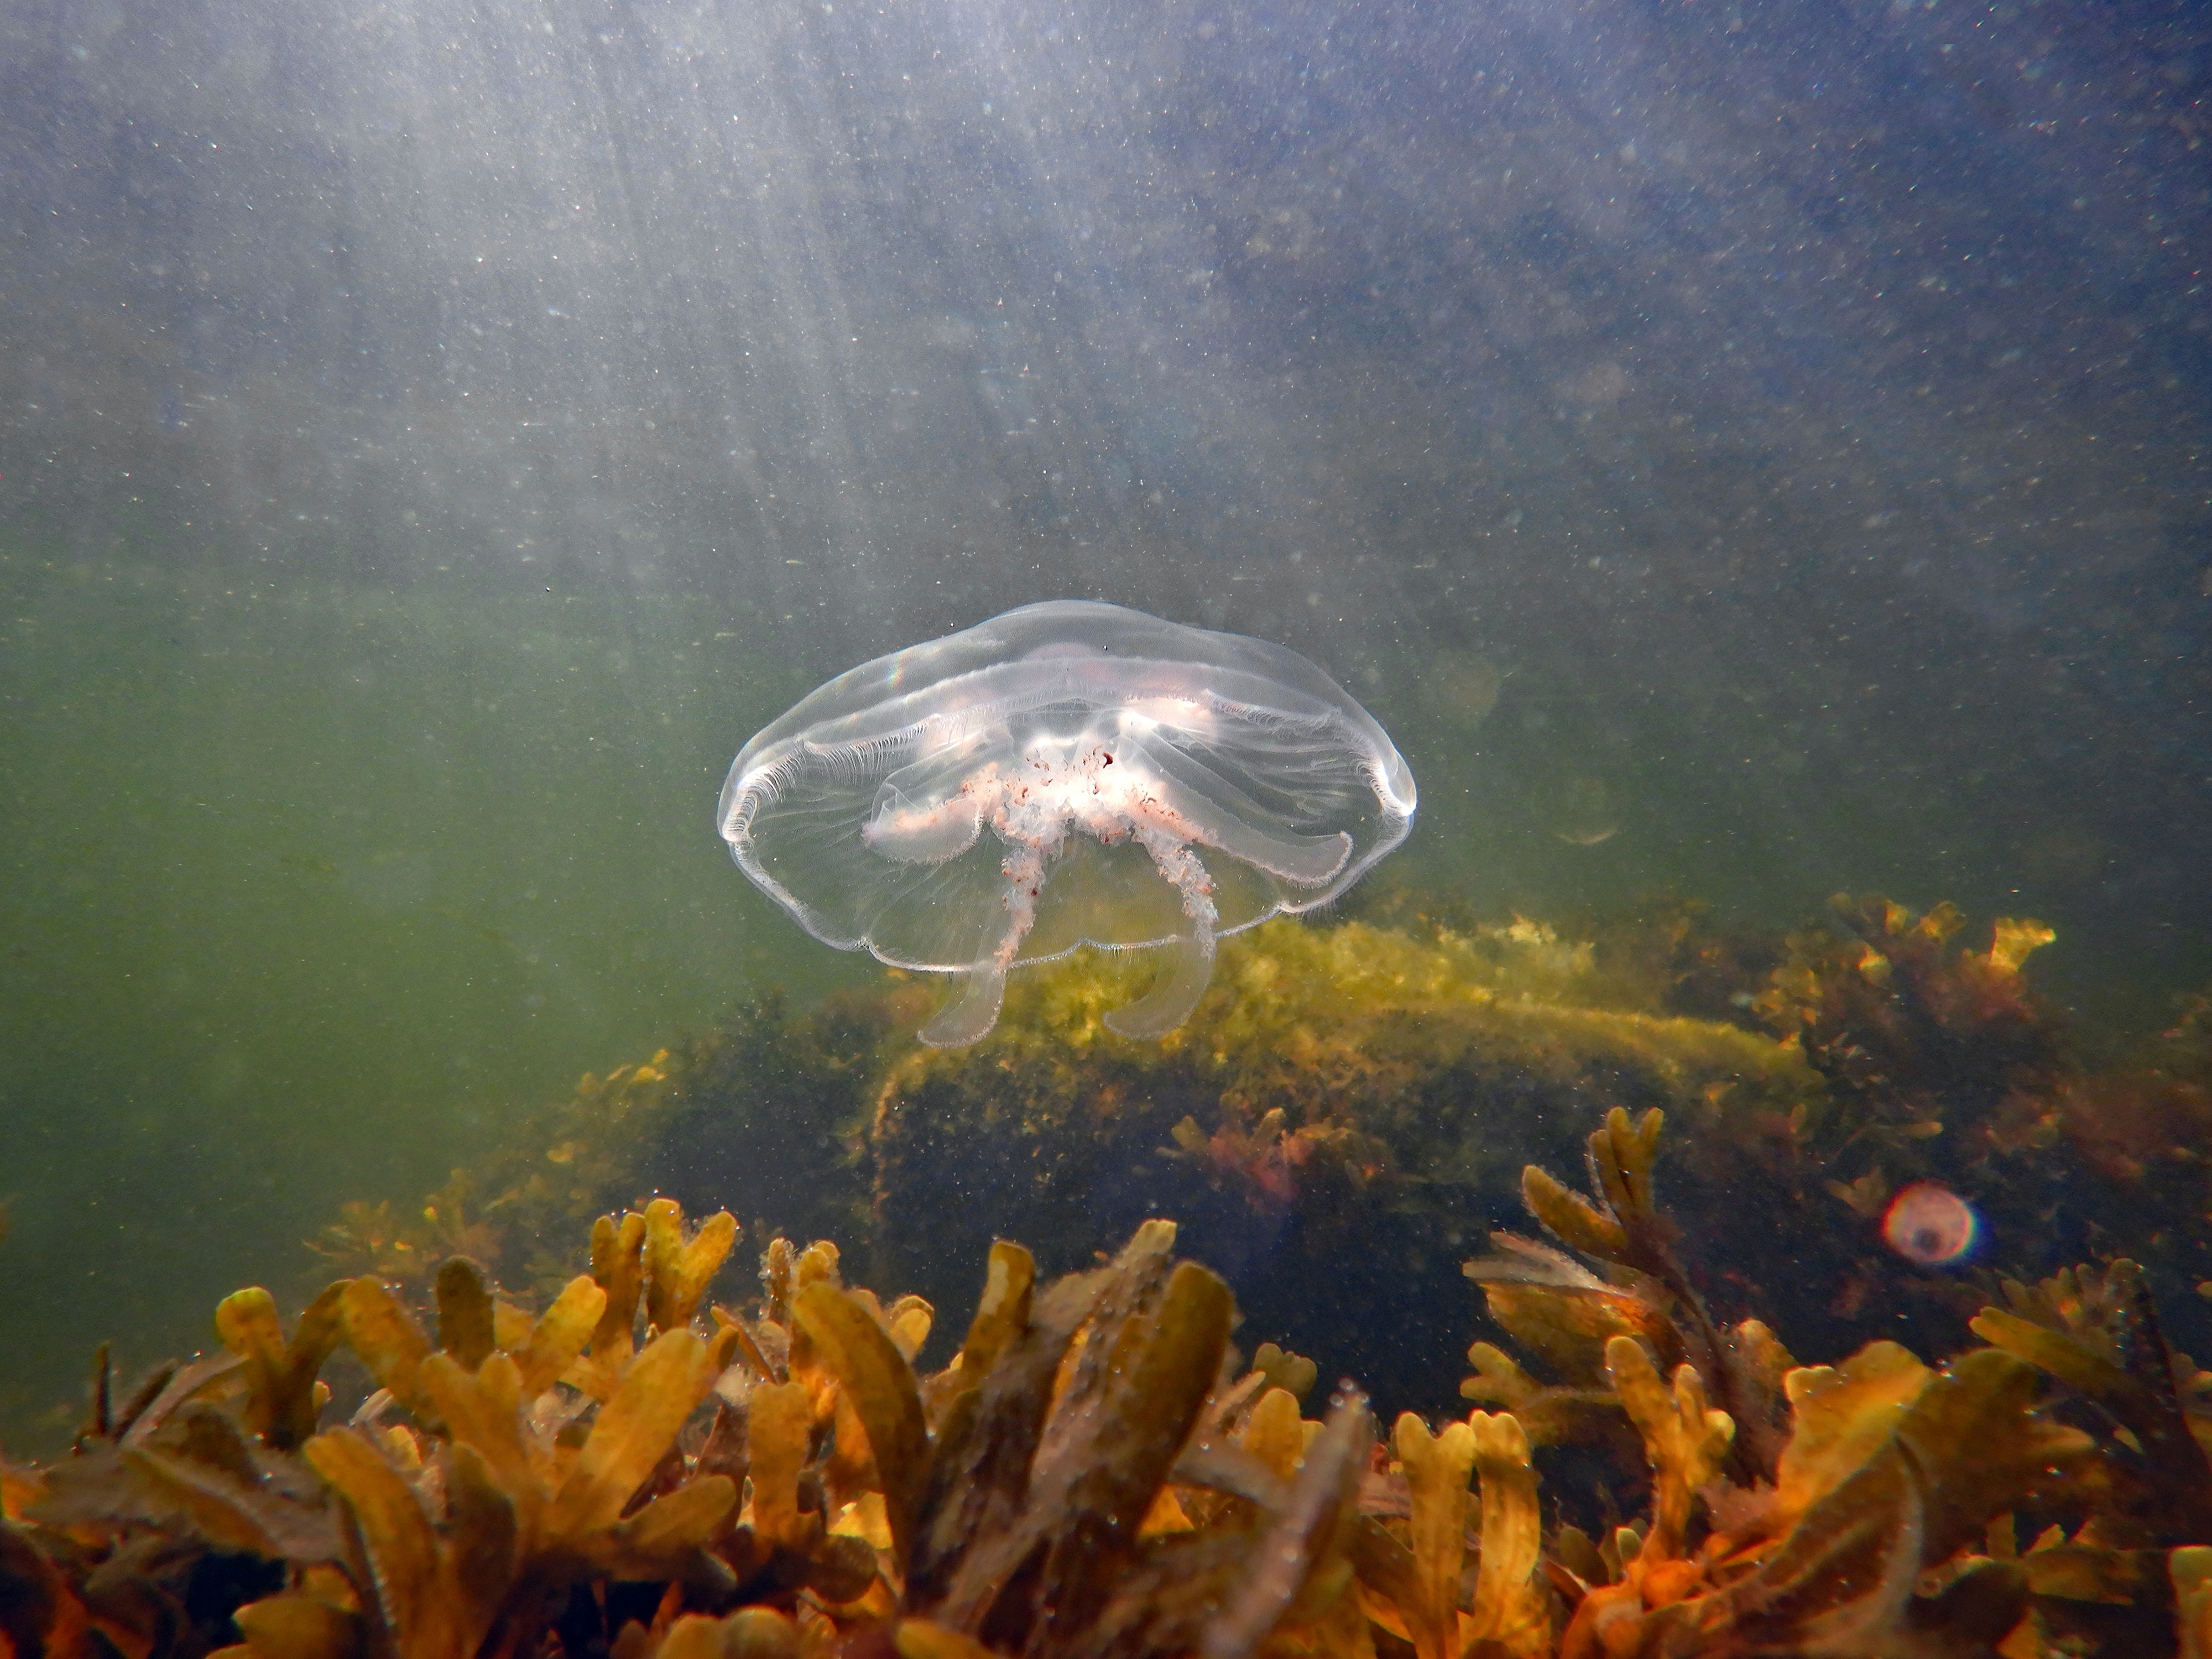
[1881,1181,1979,1266]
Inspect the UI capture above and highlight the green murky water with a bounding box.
[0,550,891,1442]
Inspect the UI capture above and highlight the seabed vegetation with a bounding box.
[7,896,2212,1658]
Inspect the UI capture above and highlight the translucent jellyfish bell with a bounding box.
[717,600,1417,1046]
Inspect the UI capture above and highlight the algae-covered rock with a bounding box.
[327,899,2212,1420]
[861,917,1824,1415]
[316,914,1830,1416]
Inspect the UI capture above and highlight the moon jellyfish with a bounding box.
[718,600,1417,1046]
[1548,775,1621,847]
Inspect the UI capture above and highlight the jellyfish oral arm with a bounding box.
[1102,826,1219,1040]
[911,761,1062,1044]
[846,734,1373,1047]
[914,743,1250,1045]
[921,837,1047,1046]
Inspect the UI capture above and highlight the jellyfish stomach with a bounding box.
[862,764,1007,863]
[861,789,987,863]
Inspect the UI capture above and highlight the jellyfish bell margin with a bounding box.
[717,599,1417,1046]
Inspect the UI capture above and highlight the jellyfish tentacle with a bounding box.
[1105,828,1219,1039]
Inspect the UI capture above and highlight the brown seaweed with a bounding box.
[1971,1259,2212,1547]
[16,1048,2212,1659]
[1754,895,2065,1152]
[1467,1108,1790,1485]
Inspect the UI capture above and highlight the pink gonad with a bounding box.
[719,601,1417,1045]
